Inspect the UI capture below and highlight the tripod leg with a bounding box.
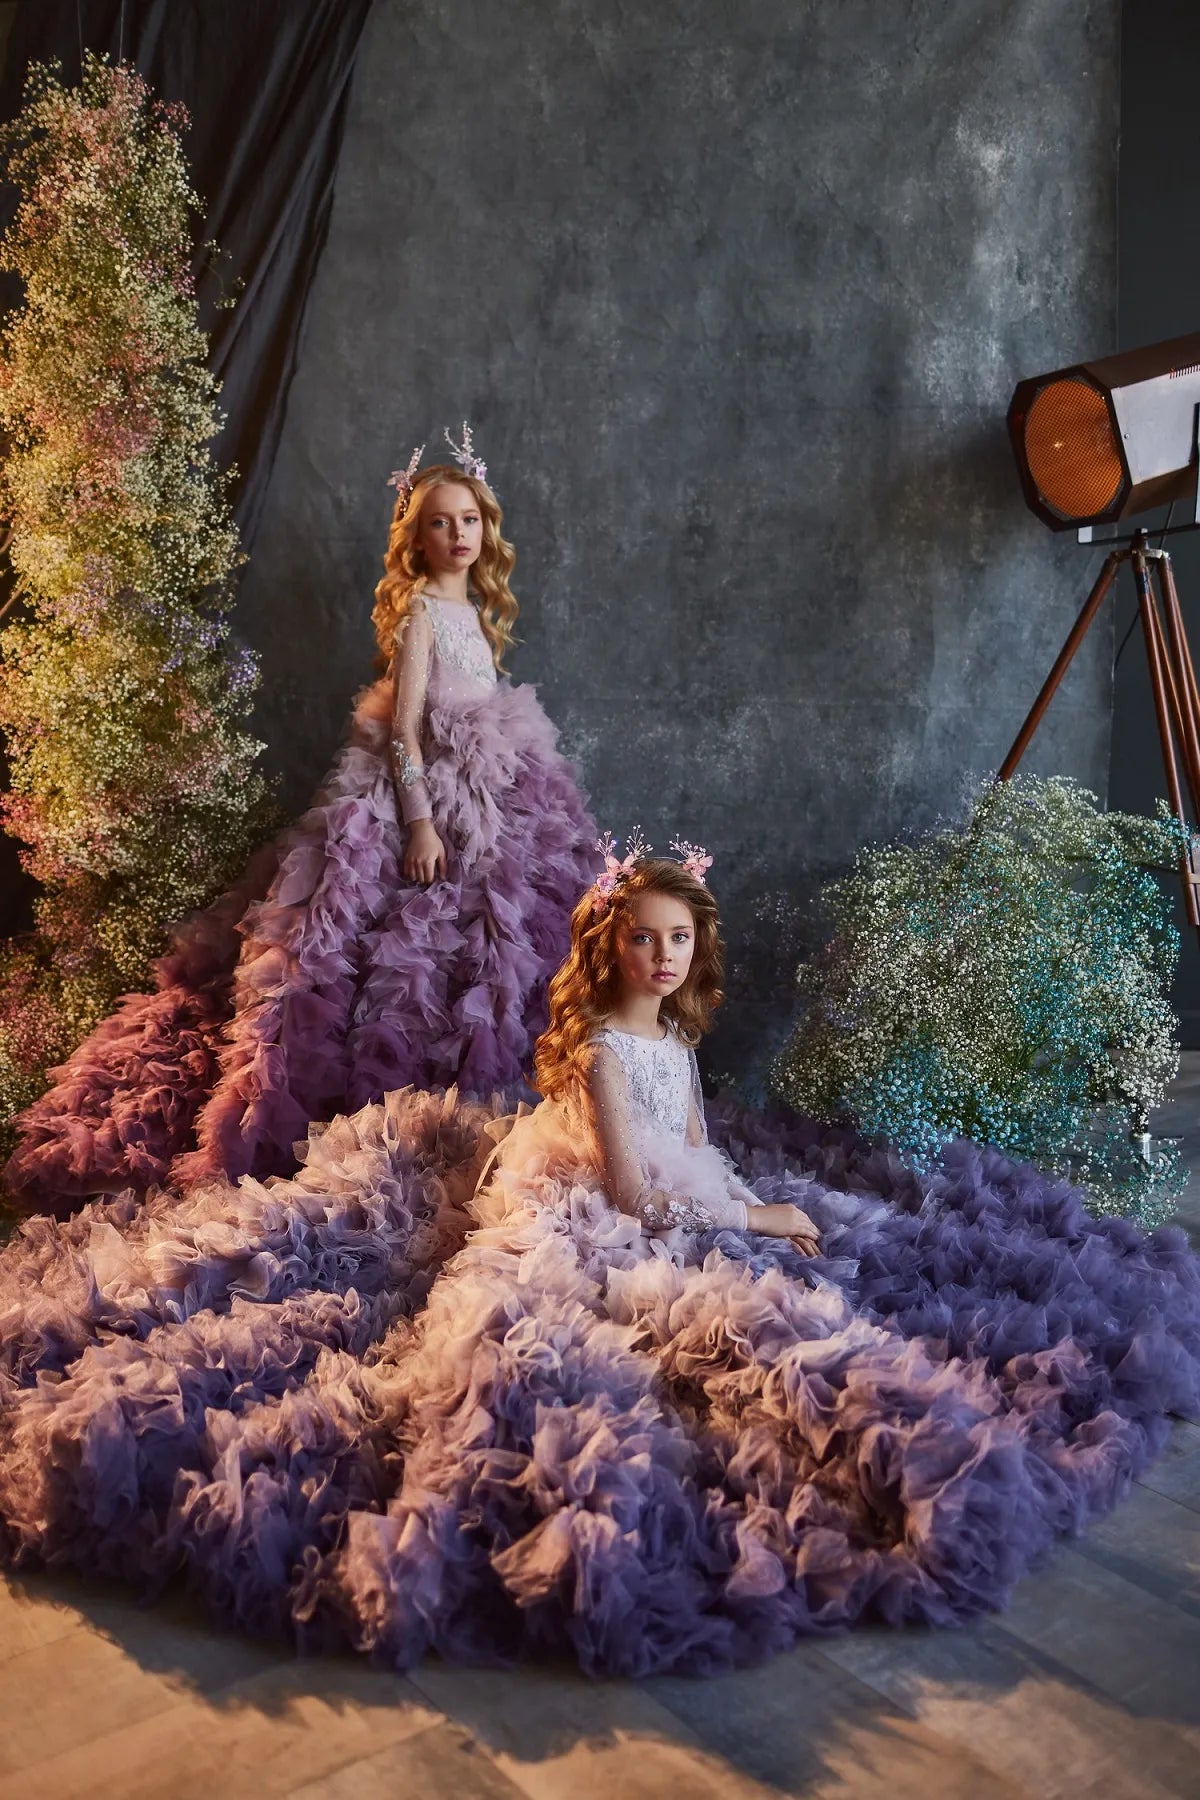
[998,548,1123,780]
[1146,563,1197,795]
[1134,548,1200,927]
[1155,552,1200,820]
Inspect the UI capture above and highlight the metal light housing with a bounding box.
[1008,328,1200,531]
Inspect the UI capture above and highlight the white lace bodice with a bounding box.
[591,1026,698,1142]
[424,594,497,689]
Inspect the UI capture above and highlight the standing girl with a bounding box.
[7,428,599,1204]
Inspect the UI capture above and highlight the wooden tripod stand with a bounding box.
[998,527,1200,928]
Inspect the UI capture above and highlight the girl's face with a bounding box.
[415,482,483,580]
[615,891,696,1003]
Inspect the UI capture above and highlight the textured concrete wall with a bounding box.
[239,0,1120,1085]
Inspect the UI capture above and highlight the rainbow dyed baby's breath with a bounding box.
[0,55,275,1149]
[772,775,1186,1226]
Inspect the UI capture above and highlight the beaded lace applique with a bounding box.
[425,595,497,687]
[639,1191,715,1231]
[391,742,424,789]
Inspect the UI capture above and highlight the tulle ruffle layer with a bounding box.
[3,852,279,1219]
[1,1086,1196,1675]
[5,676,597,1211]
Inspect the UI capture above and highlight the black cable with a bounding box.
[1114,606,1139,670]
[1158,498,1177,552]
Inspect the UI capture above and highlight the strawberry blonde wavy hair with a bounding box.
[371,463,518,667]
[533,859,725,1100]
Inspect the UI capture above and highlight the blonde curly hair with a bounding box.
[371,463,518,666]
[533,860,725,1100]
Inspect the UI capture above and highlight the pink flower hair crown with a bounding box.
[588,829,714,917]
[387,421,492,510]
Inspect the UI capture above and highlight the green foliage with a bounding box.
[772,775,1187,1224]
[0,55,275,1149]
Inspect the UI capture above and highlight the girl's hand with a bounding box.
[746,1201,821,1255]
[404,819,447,884]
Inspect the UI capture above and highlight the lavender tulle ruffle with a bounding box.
[1,1087,1196,1676]
[5,673,598,1214]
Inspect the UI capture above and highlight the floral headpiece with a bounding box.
[386,442,425,508]
[386,421,492,510]
[445,421,489,486]
[588,830,714,917]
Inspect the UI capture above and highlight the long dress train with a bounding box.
[0,1024,1195,1673]
[5,593,598,1213]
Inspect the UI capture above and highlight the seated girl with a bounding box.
[486,831,821,1252]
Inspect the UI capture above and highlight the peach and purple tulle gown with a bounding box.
[0,1017,1197,1672]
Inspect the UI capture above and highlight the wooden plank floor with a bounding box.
[3,1071,1200,1799]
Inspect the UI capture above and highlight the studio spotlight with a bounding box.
[1009,329,1200,533]
[1002,329,1200,928]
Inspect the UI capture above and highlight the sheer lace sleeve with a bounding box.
[582,1042,647,1216]
[390,599,433,824]
[686,1048,707,1147]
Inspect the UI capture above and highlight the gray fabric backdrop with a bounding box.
[237,0,1120,1086]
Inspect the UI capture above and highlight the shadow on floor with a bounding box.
[5,1528,1200,1800]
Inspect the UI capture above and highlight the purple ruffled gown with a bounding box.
[5,594,598,1212]
[0,1030,1196,1675]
